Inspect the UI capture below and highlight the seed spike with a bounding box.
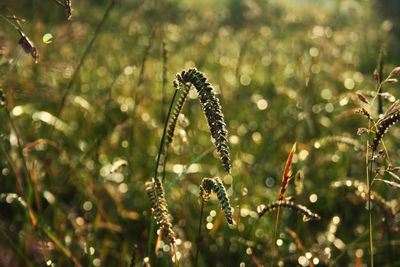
[169,68,231,173]
[278,142,296,201]
[200,177,234,224]
[258,200,320,221]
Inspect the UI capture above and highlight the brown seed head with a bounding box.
[389,66,400,77]
[18,30,39,63]
[373,69,379,81]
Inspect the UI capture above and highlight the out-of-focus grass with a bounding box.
[0,0,399,266]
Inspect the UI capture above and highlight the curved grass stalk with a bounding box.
[146,88,179,259]
[258,200,320,221]
[1,93,35,209]
[195,199,205,267]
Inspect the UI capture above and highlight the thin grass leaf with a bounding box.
[375,178,400,189]
[387,171,400,182]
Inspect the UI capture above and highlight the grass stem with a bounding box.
[195,200,205,266]
[146,89,179,258]
[51,0,115,137]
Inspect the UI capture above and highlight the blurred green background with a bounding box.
[1,0,400,266]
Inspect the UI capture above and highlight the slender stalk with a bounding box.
[146,89,179,257]
[271,207,281,267]
[51,0,65,7]
[51,0,115,136]
[154,89,179,181]
[0,141,23,192]
[160,41,169,183]
[4,106,35,208]
[129,28,155,170]
[162,40,168,123]
[376,46,385,115]
[40,221,83,267]
[195,200,205,266]
[161,149,168,182]
[146,219,156,262]
[367,148,374,267]
[134,29,154,99]
[0,15,21,30]
[366,118,374,267]
[365,56,389,267]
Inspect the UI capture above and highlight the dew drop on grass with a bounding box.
[309,193,318,203]
[241,187,248,196]
[265,177,275,187]
[2,168,9,176]
[246,247,252,255]
[256,99,268,110]
[298,255,308,266]
[344,78,355,90]
[83,201,93,211]
[42,33,53,44]
[355,248,364,258]
[93,258,101,266]
[332,216,341,224]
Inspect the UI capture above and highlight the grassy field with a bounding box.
[1,0,400,266]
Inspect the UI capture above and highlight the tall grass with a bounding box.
[1,1,399,266]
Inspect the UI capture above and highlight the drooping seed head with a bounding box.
[200,177,234,224]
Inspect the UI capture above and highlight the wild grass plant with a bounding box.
[0,0,399,266]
